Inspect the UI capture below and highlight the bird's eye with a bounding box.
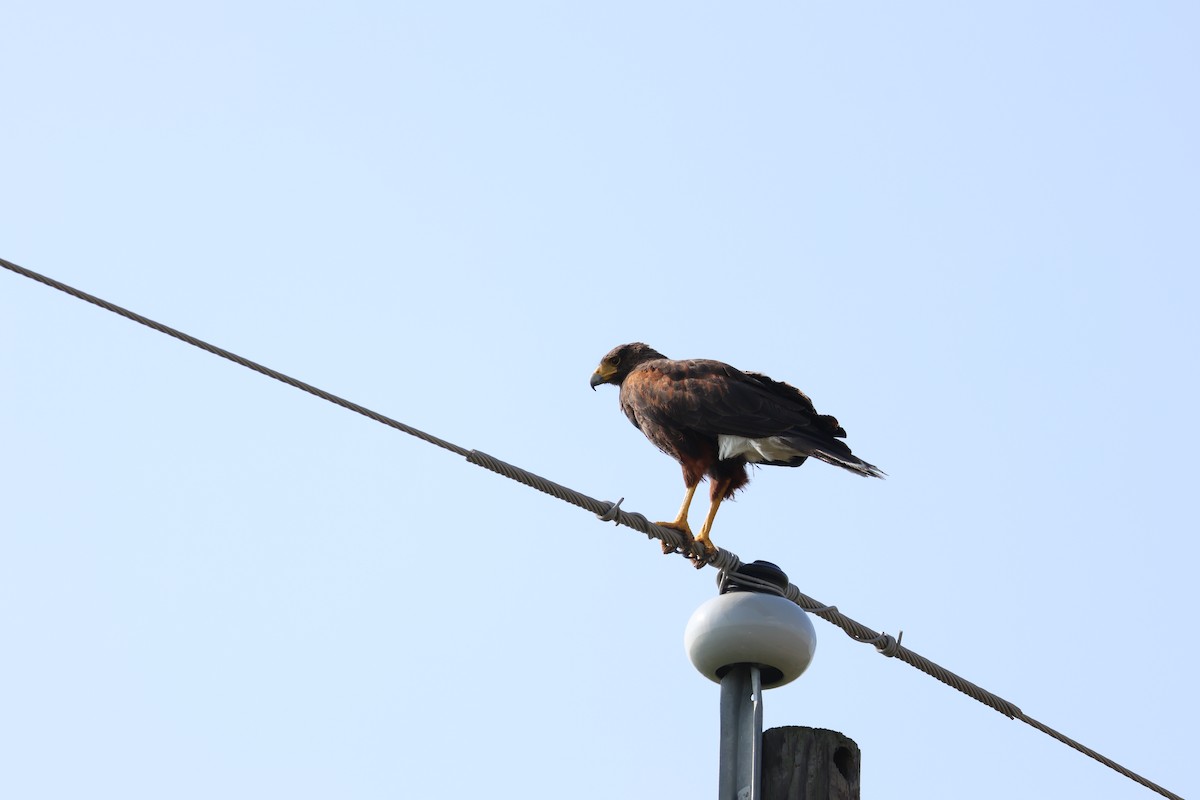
[608,355,620,366]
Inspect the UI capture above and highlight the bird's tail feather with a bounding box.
[808,448,887,478]
[723,432,886,478]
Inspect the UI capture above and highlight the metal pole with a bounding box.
[718,664,763,800]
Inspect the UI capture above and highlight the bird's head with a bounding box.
[590,342,666,390]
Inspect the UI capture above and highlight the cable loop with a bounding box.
[716,568,787,597]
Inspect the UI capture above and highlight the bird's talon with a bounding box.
[653,520,694,556]
[693,536,720,566]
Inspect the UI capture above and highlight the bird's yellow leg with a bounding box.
[657,482,700,551]
[655,484,697,544]
[693,495,726,555]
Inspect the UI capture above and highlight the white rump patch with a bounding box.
[717,434,801,463]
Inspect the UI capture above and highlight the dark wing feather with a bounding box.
[648,360,837,439]
[620,358,881,477]
[619,359,735,435]
[617,361,708,459]
[743,372,847,438]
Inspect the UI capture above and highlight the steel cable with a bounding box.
[1,256,1184,800]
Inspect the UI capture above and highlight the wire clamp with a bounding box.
[597,497,624,523]
[874,630,904,658]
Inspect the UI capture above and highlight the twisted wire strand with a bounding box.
[0,258,470,458]
[1,257,1183,800]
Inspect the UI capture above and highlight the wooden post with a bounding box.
[761,726,860,800]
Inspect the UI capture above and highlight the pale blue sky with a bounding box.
[3,3,1197,799]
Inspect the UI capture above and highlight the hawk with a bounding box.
[590,343,883,556]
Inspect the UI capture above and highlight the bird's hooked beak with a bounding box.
[590,362,617,390]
